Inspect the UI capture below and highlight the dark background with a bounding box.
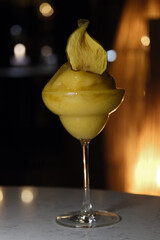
[0,0,124,188]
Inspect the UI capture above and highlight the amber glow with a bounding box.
[133,146,160,195]
[105,0,160,196]
[39,3,54,17]
[157,167,160,186]
[130,98,160,195]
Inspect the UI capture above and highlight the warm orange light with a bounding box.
[157,167,160,186]
[133,146,160,195]
[105,0,160,196]
[39,3,54,17]
[127,96,160,196]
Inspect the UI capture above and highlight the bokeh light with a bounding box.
[141,36,150,47]
[14,43,26,58]
[41,45,52,57]
[41,45,58,66]
[10,24,22,36]
[107,49,117,62]
[39,2,54,17]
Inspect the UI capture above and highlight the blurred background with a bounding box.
[0,0,160,196]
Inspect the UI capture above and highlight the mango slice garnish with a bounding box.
[66,19,107,75]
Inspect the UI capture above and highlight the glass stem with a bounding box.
[81,139,92,214]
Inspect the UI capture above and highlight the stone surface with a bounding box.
[0,187,159,239]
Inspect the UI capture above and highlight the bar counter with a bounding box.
[0,187,159,239]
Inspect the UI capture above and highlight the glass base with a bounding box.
[56,210,121,228]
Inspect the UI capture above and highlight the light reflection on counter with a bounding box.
[21,188,34,204]
[0,189,3,202]
[0,188,37,204]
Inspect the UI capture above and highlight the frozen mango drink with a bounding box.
[42,19,125,228]
[42,19,124,140]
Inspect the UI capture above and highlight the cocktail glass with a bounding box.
[43,89,123,228]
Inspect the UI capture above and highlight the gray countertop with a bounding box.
[0,187,159,239]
